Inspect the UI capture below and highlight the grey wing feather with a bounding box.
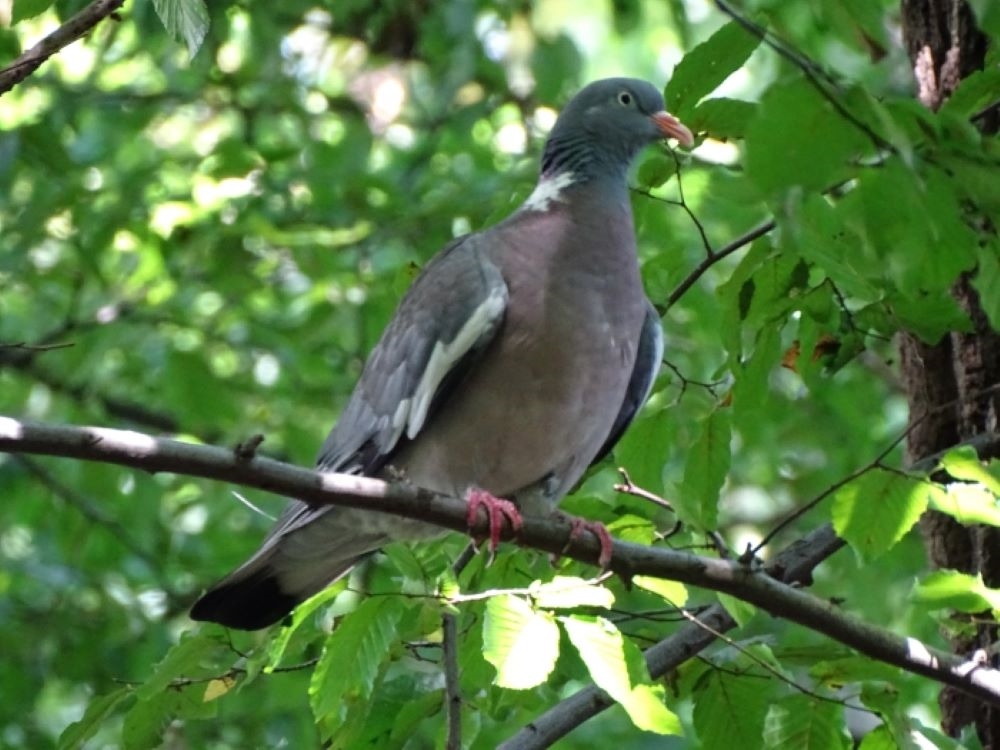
[590,299,663,465]
[317,235,509,475]
[189,235,509,629]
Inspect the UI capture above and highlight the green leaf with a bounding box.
[939,446,1000,494]
[122,685,213,750]
[613,408,671,496]
[561,615,682,735]
[309,596,406,720]
[678,408,731,529]
[665,20,762,117]
[718,593,757,628]
[11,0,54,23]
[930,481,1000,526]
[58,687,133,750]
[693,654,774,749]
[973,242,1000,331]
[914,570,1000,613]
[888,291,972,343]
[746,77,865,195]
[482,595,559,689]
[941,68,1000,118]
[764,694,849,750]
[637,153,678,189]
[529,576,616,609]
[633,576,687,606]
[831,469,928,561]
[858,725,897,750]
[689,98,757,140]
[810,656,902,689]
[152,0,210,56]
[136,631,223,701]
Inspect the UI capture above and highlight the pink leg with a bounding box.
[465,488,523,560]
[566,517,614,569]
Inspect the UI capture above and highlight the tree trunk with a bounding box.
[899,0,1000,742]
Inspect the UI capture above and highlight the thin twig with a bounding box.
[0,0,125,96]
[666,219,776,309]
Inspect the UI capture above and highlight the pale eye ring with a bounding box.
[617,91,633,106]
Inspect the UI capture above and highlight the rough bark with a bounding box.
[900,0,1000,741]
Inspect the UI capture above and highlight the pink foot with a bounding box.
[465,488,523,561]
[566,517,614,569]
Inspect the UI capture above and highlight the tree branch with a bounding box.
[3,417,1000,710]
[0,0,125,97]
[500,524,844,748]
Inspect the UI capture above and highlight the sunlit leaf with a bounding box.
[633,575,687,606]
[914,570,1000,613]
[831,469,928,561]
[152,0,210,56]
[483,595,559,689]
[529,576,615,609]
[561,615,682,735]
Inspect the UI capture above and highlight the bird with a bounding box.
[191,78,693,630]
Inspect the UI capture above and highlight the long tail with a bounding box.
[191,504,385,630]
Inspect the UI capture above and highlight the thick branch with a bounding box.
[0,0,125,96]
[3,417,1000,708]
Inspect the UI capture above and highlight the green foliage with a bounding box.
[3,0,1000,747]
[831,469,929,562]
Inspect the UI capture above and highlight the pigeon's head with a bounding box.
[541,78,693,179]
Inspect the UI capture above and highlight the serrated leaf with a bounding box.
[678,408,731,529]
[152,0,210,56]
[633,575,687,606]
[690,98,757,140]
[483,595,559,689]
[58,687,133,750]
[831,469,929,561]
[267,582,345,668]
[309,597,406,720]
[914,570,1000,612]
[693,657,774,749]
[12,0,54,23]
[529,576,615,609]
[764,694,849,750]
[939,445,1000,495]
[561,615,681,735]
[666,20,761,116]
[136,631,222,700]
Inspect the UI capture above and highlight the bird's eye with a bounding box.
[617,91,633,107]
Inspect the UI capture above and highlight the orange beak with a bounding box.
[651,111,694,148]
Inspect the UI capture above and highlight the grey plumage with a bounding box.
[191,78,692,630]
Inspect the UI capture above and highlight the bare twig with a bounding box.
[0,0,126,96]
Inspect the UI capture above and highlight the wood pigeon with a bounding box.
[191,78,693,630]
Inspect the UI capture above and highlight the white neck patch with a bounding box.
[523,171,576,212]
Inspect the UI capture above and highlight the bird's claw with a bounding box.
[561,517,614,569]
[465,488,523,563]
